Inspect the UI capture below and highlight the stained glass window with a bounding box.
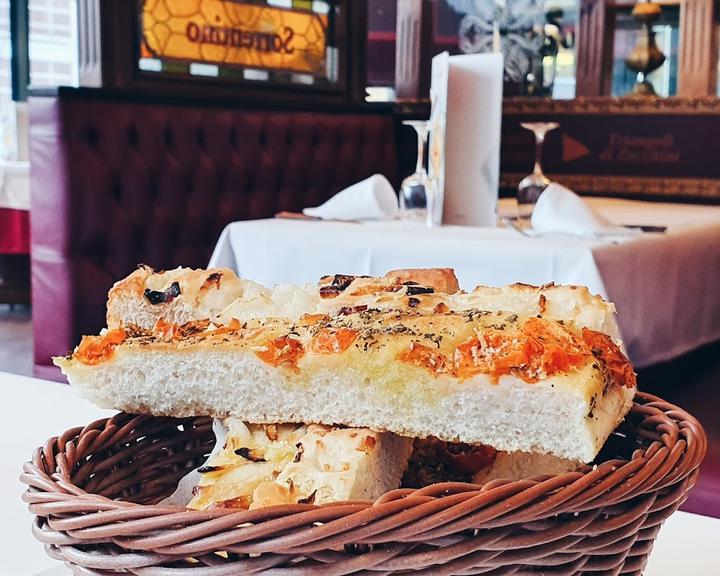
[138,0,339,89]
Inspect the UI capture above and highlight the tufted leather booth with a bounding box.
[30,91,400,380]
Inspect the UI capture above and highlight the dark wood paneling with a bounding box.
[576,0,614,97]
[678,0,717,96]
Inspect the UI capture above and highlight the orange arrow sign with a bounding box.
[563,134,591,162]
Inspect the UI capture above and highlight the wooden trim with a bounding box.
[678,0,717,96]
[500,172,720,203]
[32,86,396,115]
[77,0,102,87]
[9,0,30,101]
[347,0,369,104]
[503,95,720,115]
[576,0,614,96]
[394,0,433,100]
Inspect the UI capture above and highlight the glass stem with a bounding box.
[415,128,427,174]
[533,132,546,177]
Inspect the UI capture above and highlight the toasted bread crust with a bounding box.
[106,265,258,330]
[106,267,619,344]
[384,268,460,294]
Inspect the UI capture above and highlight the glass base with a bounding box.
[517,182,547,206]
[399,208,428,224]
[517,202,534,220]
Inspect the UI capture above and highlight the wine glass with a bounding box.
[399,120,435,227]
[517,122,560,219]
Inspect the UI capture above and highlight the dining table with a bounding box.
[209,196,720,368]
[2,370,719,576]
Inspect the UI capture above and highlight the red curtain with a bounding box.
[0,208,30,254]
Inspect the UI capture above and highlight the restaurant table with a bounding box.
[2,371,718,576]
[209,197,720,368]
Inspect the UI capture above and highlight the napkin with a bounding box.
[531,183,639,238]
[303,174,398,221]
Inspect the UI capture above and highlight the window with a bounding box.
[0,0,77,160]
[1,0,17,159]
[28,0,77,88]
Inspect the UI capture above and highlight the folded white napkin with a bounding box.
[303,174,398,221]
[531,183,639,238]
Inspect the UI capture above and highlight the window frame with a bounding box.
[9,0,29,101]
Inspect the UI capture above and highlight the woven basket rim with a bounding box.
[20,391,707,575]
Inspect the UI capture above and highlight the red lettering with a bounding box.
[186,22,200,42]
[229,28,242,48]
[240,31,253,48]
[282,26,294,54]
[184,22,296,55]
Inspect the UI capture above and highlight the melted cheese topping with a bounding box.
[74,329,127,365]
[187,419,393,510]
[188,420,306,510]
[77,308,634,391]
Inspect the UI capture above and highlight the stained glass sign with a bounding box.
[138,0,336,87]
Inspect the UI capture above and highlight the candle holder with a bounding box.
[625,0,666,96]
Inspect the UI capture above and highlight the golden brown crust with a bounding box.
[106,265,249,329]
[316,268,459,300]
[384,268,460,294]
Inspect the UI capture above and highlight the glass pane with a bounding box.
[367,0,397,89]
[0,0,10,104]
[28,0,78,88]
[611,7,678,97]
[366,0,579,99]
[0,0,14,159]
[439,0,579,98]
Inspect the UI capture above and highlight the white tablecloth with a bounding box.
[3,373,113,576]
[0,160,30,210]
[209,197,720,368]
[3,371,719,575]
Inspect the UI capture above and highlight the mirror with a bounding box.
[366,0,717,100]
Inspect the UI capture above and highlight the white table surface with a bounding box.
[3,373,112,576]
[209,197,720,368]
[1,371,718,575]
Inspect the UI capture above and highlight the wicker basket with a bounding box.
[21,392,705,576]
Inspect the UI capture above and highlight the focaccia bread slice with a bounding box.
[348,267,460,294]
[109,267,619,346]
[188,420,306,510]
[56,303,635,462]
[108,267,462,332]
[402,437,582,487]
[473,451,583,484]
[188,418,413,510]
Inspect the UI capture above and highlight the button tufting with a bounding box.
[30,95,401,372]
